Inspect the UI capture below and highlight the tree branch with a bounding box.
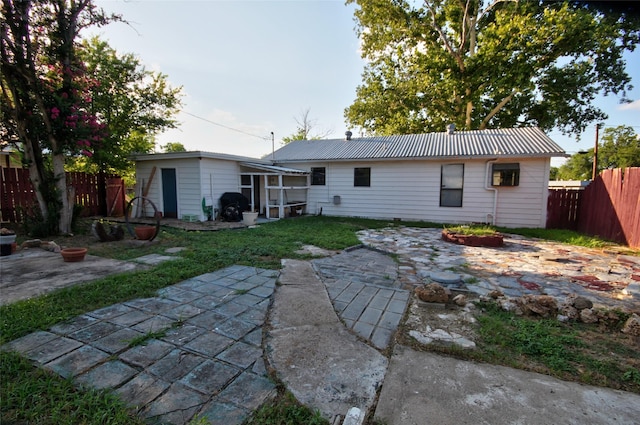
[480,89,518,129]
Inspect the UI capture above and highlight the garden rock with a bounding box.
[452,294,467,306]
[580,308,599,324]
[621,313,640,337]
[565,294,593,310]
[516,294,557,317]
[415,283,449,303]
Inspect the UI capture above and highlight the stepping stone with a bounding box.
[429,271,461,284]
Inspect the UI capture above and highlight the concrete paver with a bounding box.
[2,266,279,425]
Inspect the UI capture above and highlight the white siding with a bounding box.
[284,158,550,228]
[200,159,242,216]
[135,157,242,221]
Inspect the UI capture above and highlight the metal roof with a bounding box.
[240,162,308,175]
[271,127,566,162]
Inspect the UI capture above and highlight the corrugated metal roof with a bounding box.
[271,127,566,162]
[240,162,308,174]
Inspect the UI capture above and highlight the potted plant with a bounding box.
[134,225,157,240]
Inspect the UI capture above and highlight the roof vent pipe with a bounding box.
[447,124,455,135]
[345,131,353,141]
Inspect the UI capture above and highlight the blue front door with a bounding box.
[162,168,178,218]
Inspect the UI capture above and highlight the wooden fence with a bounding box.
[546,188,582,230]
[547,167,640,249]
[0,168,124,223]
[578,168,640,249]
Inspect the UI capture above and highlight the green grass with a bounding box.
[0,351,146,425]
[499,227,619,249]
[472,302,640,392]
[243,391,328,425]
[444,225,498,236]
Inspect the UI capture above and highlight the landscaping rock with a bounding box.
[516,294,557,318]
[559,304,579,321]
[564,294,593,310]
[580,308,599,324]
[452,294,467,306]
[415,283,449,304]
[488,289,504,299]
[621,313,640,337]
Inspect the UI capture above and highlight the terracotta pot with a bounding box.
[61,247,88,262]
[134,226,157,240]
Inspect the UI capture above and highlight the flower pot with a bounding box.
[0,234,16,257]
[61,247,88,262]
[243,212,259,226]
[134,226,157,240]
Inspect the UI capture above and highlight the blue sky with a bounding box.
[90,0,640,165]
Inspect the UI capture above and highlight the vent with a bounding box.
[447,124,455,135]
[345,131,353,141]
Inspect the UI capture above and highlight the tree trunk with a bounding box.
[52,153,72,234]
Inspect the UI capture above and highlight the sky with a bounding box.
[90,0,640,165]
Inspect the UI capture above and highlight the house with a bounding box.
[270,127,566,228]
[132,151,309,221]
[133,127,565,228]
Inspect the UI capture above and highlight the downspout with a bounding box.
[484,159,498,225]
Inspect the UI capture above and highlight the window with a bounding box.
[440,164,464,207]
[492,163,520,186]
[354,167,371,187]
[240,175,251,186]
[311,167,326,186]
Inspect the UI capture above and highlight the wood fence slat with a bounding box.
[0,169,121,223]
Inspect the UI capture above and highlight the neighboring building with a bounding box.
[133,127,565,228]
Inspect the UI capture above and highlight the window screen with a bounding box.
[311,167,326,185]
[354,167,371,187]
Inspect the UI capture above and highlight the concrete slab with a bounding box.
[0,249,149,305]
[375,345,640,425]
[266,259,388,420]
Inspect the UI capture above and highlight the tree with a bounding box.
[598,125,640,170]
[282,108,332,144]
[555,125,638,180]
[556,151,593,180]
[1,0,115,234]
[77,37,182,175]
[345,0,639,136]
[161,142,187,153]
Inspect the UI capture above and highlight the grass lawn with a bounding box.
[1,216,638,424]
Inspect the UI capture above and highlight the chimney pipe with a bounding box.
[345,131,353,141]
[447,124,455,135]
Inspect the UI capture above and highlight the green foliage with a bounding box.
[244,392,328,425]
[445,225,497,236]
[556,125,639,180]
[345,0,638,136]
[162,142,188,152]
[74,37,183,176]
[598,125,640,170]
[0,351,145,425]
[499,227,615,249]
[475,301,640,392]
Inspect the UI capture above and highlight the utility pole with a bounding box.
[592,123,600,180]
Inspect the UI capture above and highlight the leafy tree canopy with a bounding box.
[345,0,639,136]
[556,125,639,180]
[73,37,183,175]
[162,142,187,153]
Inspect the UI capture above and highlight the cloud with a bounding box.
[618,99,640,111]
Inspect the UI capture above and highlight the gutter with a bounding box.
[484,159,499,225]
